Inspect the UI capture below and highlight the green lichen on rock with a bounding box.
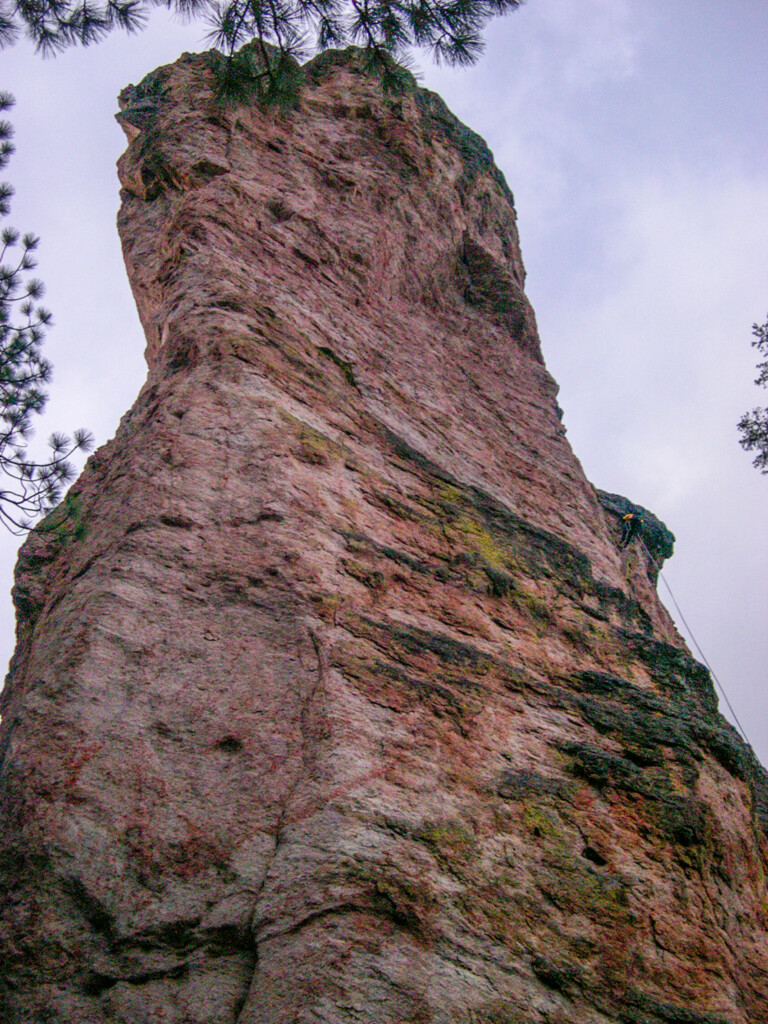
[598,489,675,563]
[413,86,516,205]
[317,345,357,387]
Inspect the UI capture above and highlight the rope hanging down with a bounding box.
[637,537,752,749]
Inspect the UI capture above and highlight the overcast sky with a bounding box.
[3,0,767,764]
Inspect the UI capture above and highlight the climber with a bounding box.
[619,512,642,549]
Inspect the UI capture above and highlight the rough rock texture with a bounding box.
[596,491,675,582]
[1,48,767,1024]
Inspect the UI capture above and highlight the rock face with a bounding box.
[1,48,767,1024]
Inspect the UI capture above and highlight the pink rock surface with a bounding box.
[1,47,766,1023]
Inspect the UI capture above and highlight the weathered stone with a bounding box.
[1,46,766,1023]
[598,489,676,567]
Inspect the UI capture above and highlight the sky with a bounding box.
[2,0,767,763]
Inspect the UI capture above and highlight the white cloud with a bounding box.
[534,0,641,87]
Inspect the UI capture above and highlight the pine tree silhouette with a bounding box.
[0,93,93,533]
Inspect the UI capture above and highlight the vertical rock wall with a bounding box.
[1,48,766,1024]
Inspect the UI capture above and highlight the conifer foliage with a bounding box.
[738,315,768,474]
[0,93,93,533]
[0,0,524,97]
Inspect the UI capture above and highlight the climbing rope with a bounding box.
[637,536,752,749]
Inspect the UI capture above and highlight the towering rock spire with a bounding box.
[1,47,766,1023]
